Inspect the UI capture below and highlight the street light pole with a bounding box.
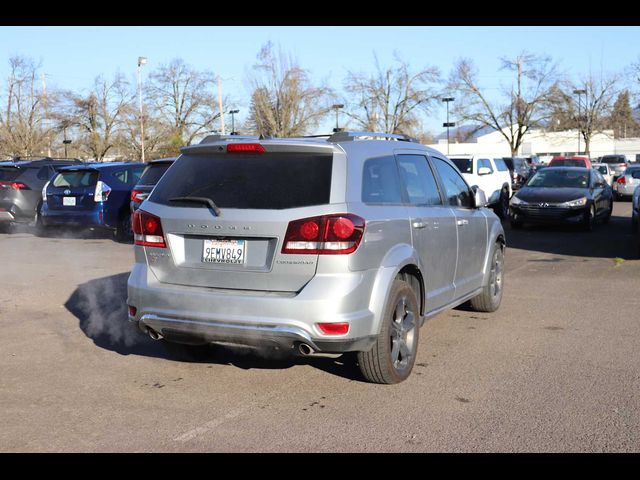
[137,56,147,162]
[228,109,239,135]
[332,104,344,132]
[573,89,586,155]
[442,97,455,155]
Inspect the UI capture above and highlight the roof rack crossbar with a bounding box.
[327,131,418,143]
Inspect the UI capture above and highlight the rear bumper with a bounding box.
[614,184,637,196]
[0,210,15,222]
[41,204,111,228]
[127,263,382,354]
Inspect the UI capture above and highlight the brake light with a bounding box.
[281,214,365,255]
[0,181,29,190]
[617,176,626,185]
[132,209,166,248]
[317,323,350,335]
[131,189,148,203]
[94,181,112,202]
[227,143,265,153]
[128,305,137,316]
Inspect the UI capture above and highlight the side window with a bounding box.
[433,158,474,208]
[132,166,144,184]
[477,158,493,173]
[361,156,403,204]
[494,158,508,172]
[112,169,129,184]
[396,155,442,206]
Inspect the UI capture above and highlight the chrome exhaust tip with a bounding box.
[146,327,163,341]
[298,343,314,356]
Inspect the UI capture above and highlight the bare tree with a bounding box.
[573,73,619,155]
[64,73,131,161]
[147,58,220,151]
[0,56,54,158]
[247,42,334,137]
[449,52,560,156]
[343,54,441,136]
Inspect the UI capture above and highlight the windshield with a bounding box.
[52,170,99,188]
[527,169,590,189]
[150,152,333,210]
[451,158,472,173]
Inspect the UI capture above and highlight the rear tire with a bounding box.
[0,223,12,234]
[357,279,420,384]
[115,213,133,243]
[493,188,510,219]
[470,242,504,313]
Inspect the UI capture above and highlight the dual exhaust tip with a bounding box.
[145,326,315,356]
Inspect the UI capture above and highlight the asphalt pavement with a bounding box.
[1,202,638,452]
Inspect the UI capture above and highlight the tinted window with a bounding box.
[451,158,472,174]
[112,166,144,185]
[37,166,52,180]
[550,159,587,168]
[52,170,99,188]
[601,155,625,164]
[433,158,473,208]
[396,155,442,206]
[362,156,402,204]
[494,158,509,171]
[0,167,22,182]
[502,158,514,170]
[596,165,608,175]
[478,158,494,173]
[139,162,173,186]
[151,153,333,210]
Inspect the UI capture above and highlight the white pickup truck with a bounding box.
[449,155,512,219]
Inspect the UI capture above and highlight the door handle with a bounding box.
[456,219,469,226]
[412,221,427,229]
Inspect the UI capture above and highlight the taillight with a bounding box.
[317,323,350,335]
[42,181,50,202]
[131,189,148,203]
[617,176,626,185]
[0,181,29,190]
[132,209,166,248]
[281,214,365,255]
[128,305,137,316]
[94,181,112,202]
[227,143,265,153]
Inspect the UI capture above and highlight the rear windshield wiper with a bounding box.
[168,196,221,216]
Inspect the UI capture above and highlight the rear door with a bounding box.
[395,152,457,310]
[431,156,488,297]
[47,169,99,210]
[143,148,336,292]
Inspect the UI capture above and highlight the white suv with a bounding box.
[449,155,512,218]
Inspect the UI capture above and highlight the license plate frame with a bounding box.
[202,239,246,265]
[63,196,76,206]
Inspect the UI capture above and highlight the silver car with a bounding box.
[127,132,506,384]
[614,165,640,199]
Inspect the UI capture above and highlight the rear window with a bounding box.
[550,159,586,168]
[451,158,472,173]
[150,152,333,210]
[139,162,173,186]
[601,156,625,164]
[52,170,99,188]
[0,167,22,182]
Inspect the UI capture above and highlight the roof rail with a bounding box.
[327,131,419,143]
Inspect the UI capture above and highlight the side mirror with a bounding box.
[478,166,492,176]
[471,185,487,208]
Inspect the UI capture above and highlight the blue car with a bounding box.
[41,162,145,240]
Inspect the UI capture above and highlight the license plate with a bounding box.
[202,239,246,264]
[63,197,76,206]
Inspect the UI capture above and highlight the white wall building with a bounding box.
[428,128,640,162]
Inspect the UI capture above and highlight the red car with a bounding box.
[548,156,592,169]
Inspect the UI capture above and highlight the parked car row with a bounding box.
[0,156,176,240]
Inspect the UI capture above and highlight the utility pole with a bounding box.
[42,73,51,157]
[217,76,225,135]
[137,56,147,162]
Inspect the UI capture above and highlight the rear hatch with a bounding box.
[131,161,174,206]
[0,165,25,210]
[142,145,337,292]
[46,169,100,210]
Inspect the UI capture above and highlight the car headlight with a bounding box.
[510,196,526,205]
[561,197,588,207]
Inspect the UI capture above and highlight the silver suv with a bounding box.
[127,132,506,384]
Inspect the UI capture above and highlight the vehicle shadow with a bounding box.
[65,272,365,382]
[503,210,637,260]
[10,222,114,240]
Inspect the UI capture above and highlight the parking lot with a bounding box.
[1,201,639,452]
